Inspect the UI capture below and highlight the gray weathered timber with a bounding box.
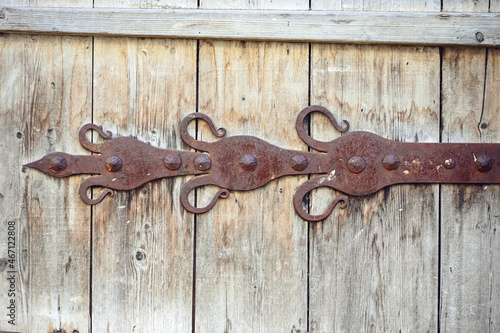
[441,46,500,333]
[90,1,198,333]
[1,0,499,331]
[1,6,500,46]
[309,1,440,332]
[309,43,440,333]
[0,33,92,333]
[194,1,309,332]
[0,0,93,331]
[440,2,500,331]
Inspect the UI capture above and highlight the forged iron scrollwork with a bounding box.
[25,106,500,222]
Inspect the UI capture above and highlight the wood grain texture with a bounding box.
[309,1,440,332]
[194,1,309,332]
[312,0,441,11]
[195,39,309,333]
[309,43,440,333]
[1,1,497,332]
[2,7,500,46]
[0,1,92,332]
[91,1,197,332]
[440,2,500,331]
[440,46,500,333]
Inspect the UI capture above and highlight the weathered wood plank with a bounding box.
[90,1,197,332]
[440,46,500,333]
[440,2,500,330]
[0,0,92,332]
[483,47,500,333]
[313,0,441,11]
[194,1,309,332]
[309,1,440,332]
[91,38,198,332]
[309,43,440,332]
[1,6,500,46]
[0,2,92,333]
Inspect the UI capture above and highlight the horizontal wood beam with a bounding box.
[1,7,499,46]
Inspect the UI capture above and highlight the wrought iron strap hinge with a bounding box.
[25,106,500,222]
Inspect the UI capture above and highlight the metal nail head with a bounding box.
[105,155,122,172]
[164,154,182,170]
[195,154,212,171]
[290,154,308,171]
[475,155,493,173]
[48,155,67,174]
[348,156,366,174]
[239,154,258,172]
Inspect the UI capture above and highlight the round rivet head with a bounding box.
[164,154,181,170]
[239,154,258,172]
[48,155,67,174]
[348,156,366,174]
[383,154,400,171]
[475,155,493,173]
[444,158,455,169]
[105,155,122,172]
[194,154,212,171]
[290,154,308,171]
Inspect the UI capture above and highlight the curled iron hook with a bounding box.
[79,123,112,153]
[295,105,349,152]
[180,113,226,152]
[293,176,349,222]
[79,176,114,205]
[180,175,229,214]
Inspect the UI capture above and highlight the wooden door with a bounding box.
[0,0,498,332]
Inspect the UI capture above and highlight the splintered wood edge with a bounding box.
[0,7,499,46]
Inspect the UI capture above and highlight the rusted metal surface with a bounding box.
[25,123,208,205]
[25,106,500,221]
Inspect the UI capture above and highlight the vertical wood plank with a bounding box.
[440,2,500,332]
[483,47,500,333]
[0,2,92,333]
[441,47,500,332]
[91,0,197,332]
[0,0,92,332]
[309,1,440,332]
[195,1,309,332]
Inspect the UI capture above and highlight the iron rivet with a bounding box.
[290,154,308,171]
[383,154,400,171]
[194,154,212,171]
[239,154,258,172]
[48,155,67,174]
[475,155,493,173]
[348,156,366,174]
[105,155,122,172]
[444,159,455,169]
[164,154,181,170]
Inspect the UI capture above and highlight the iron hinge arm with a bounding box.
[25,106,500,222]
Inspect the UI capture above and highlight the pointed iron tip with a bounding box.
[23,154,72,177]
[22,158,47,174]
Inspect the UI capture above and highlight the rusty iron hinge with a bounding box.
[25,106,500,222]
